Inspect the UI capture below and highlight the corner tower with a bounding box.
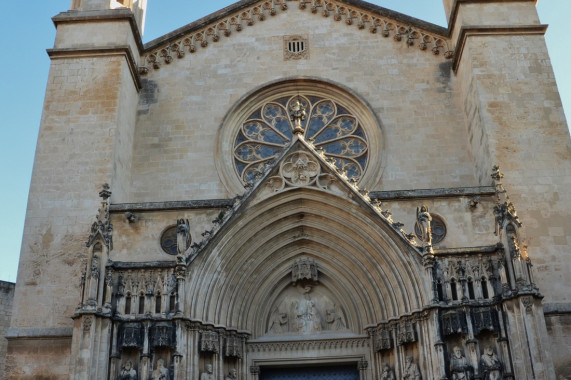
[5,1,145,378]
[444,0,570,377]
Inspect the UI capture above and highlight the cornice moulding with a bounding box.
[447,0,537,36]
[139,0,453,73]
[52,9,144,54]
[452,24,548,72]
[47,46,142,91]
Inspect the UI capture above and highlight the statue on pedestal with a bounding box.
[480,346,502,380]
[450,346,471,380]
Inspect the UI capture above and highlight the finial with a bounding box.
[99,183,111,200]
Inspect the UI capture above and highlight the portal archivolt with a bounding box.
[184,189,426,337]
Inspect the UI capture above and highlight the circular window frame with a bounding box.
[414,214,447,244]
[160,225,190,255]
[216,78,386,195]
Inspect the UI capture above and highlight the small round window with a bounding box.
[415,215,446,244]
[160,226,190,255]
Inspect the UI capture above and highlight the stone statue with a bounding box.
[450,346,471,380]
[416,205,432,246]
[325,305,347,331]
[200,363,215,380]
[118,360,137,380]
[480,346,502,380]
[294,285,322,334]
[402,356,421,380]
[225,368,238,380]
[268,307,288,334]
[176,218,190,254]
[380,363,395,380]
[151,358,169,380]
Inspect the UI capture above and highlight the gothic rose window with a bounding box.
[233,95,369,183]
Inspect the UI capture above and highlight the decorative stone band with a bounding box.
[246,336,369,353]
[139,0,453,73]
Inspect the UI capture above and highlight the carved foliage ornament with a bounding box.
[140,0,452,71]
[200,331,219,353]
[224,335,243,358]
[291,257,318,283]
[374,327,393,352]
[397,321,417,345]
[151,322,174,348]
[120,323,144,348]
[234,94,368,183]
[441,310,467,336]
[471,308,500,336]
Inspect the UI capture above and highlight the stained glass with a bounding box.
[233,95,369,183]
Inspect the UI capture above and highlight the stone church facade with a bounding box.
[4,0,570,379]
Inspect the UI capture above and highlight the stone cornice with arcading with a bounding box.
[139,0,453,74]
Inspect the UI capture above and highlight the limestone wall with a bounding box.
[454,15,571,307]
[132,5,476,202]
[0,281,15,379]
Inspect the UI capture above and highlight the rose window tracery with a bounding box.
[233,95,369,183]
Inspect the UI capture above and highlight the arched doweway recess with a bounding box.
[184,188,426,336]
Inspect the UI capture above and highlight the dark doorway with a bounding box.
[260,364,359,380]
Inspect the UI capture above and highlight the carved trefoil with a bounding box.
[441,310,467,336]
[200,330,219,353]
[374,327,393,351]
[397,321,417,345]
[291,257,318,284]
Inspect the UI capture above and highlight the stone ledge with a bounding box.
[110,199,233,212]
[110,187,495,213]
[370,186,495,200]
[110,261,176,270]
[433,244,501,256]
[543,303,571,316]
[5,327,73,339]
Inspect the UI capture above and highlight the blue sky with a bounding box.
[0,0,569,282]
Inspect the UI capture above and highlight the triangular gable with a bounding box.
[180,135,423,265]
[139,0,452,74]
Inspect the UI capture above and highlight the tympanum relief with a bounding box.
[266,283,349,336]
